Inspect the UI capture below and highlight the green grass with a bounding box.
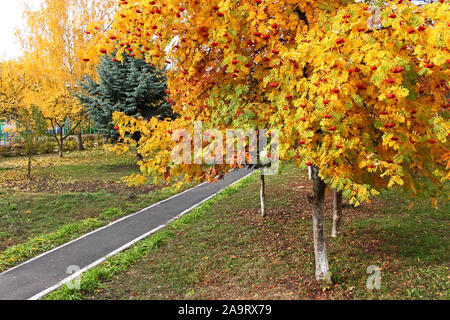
[45,163,449,300]
[1,191,123,245]
[36,160,139,182]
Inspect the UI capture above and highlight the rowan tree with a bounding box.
[93,0,449,281]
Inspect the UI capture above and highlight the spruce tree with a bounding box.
[77,54,173,140]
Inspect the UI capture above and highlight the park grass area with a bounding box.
[46,163,449,300]
[0,148,194,271]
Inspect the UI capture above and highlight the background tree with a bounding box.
[0,60,31,121]
[15,106,49,179]
[0,61,49,178]
[98,0,448,281]
[76,53,173,145]
[17,0,116,156]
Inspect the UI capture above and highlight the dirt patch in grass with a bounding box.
[98,163,138,173]
[1,178,162,196]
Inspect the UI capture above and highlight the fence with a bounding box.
[0,120,97,146]
[0,121,15,146]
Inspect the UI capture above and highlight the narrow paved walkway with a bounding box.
[0,169,254,300]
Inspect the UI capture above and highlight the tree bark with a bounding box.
[27,156,32,180]
[260,172,266,218]
[77,129,84,151]
[257,129,266,218]
[331,190,343,238]
[133,132,144,160]
[58,129,64,158]
[58,143,63,157]
[307,167,330,281]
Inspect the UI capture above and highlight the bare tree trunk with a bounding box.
[308,166,312,180]
[27,156,32,180]
[58,144,63,157]
[260,172,266,217]
[135,142,143,160]
[331,190,343,238]
[307,167,330,281]
[58,129,64,158]
[77,129,84,151]
[103,136,108,145]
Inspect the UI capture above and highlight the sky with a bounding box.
[0,0,43,61]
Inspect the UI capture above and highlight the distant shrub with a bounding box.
[0,145,13,157]
[63,139,78,152]
[37,140,56,154]
[0,134,104,157]
[0,144,25,157]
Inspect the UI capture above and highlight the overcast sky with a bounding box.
[0,0,43,61]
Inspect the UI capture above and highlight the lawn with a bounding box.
[47,163,449,300]
[0,148,194,271]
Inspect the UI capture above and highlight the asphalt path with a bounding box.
[0,168,254,300]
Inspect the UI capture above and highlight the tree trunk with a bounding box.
[58,129,64,158]
[58,143,63,157]
[307,167,330,281]
[308,166,312,180]
[257,129,266,218]
[260,172,266,217]
[103,136,108,145]
[331,190,343,238]
[135,141,143,161]
[77,129,84,151]
[27,156,32,180]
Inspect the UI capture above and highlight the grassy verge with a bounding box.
[43,171,259,300]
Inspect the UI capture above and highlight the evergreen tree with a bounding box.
[77,54,173,140]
